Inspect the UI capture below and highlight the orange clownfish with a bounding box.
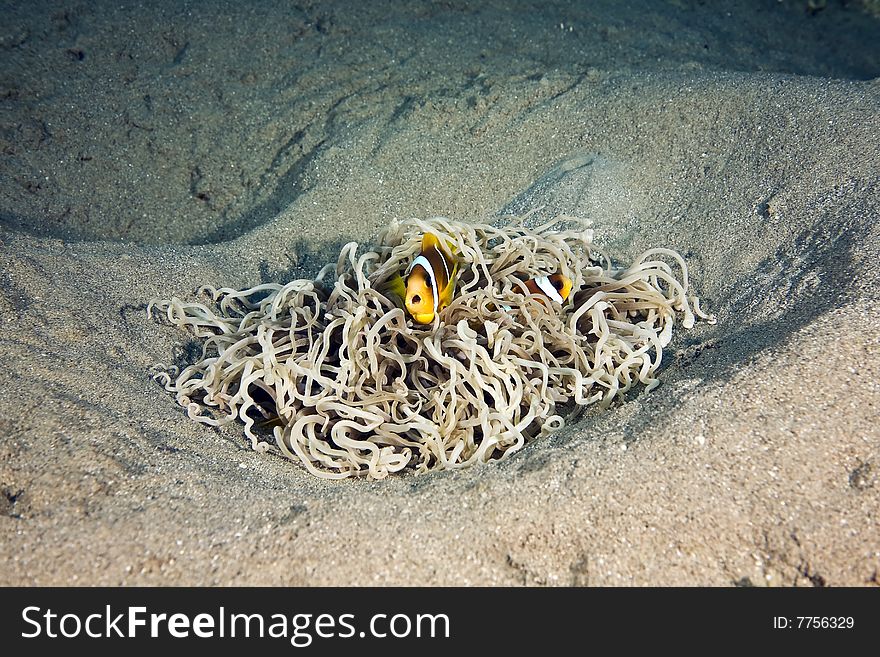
[521,273,573,305]
[385,233,459,324]
[404,233,459,324]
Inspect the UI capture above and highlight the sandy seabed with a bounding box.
[1,0,878,585]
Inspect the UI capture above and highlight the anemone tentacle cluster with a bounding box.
[149,216,713,480]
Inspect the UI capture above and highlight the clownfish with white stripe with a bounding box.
[521,273,573,305]
[497,272,573,312]
[384,233,459,324]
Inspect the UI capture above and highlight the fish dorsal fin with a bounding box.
[423,232,456,257]
[422,232,440,251]
[407,233,442,277]
[418,233,452,290]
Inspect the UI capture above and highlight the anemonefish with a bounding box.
[385,233,459,324]
[521,273,573,305]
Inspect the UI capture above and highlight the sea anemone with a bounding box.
[148,215,714,480]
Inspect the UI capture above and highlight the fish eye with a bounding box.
[412,294,421,303]
[553,278,563,290]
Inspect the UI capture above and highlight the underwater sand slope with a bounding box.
[4,0,880,246]
[1,72,877,585]
[1,1,879,585]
